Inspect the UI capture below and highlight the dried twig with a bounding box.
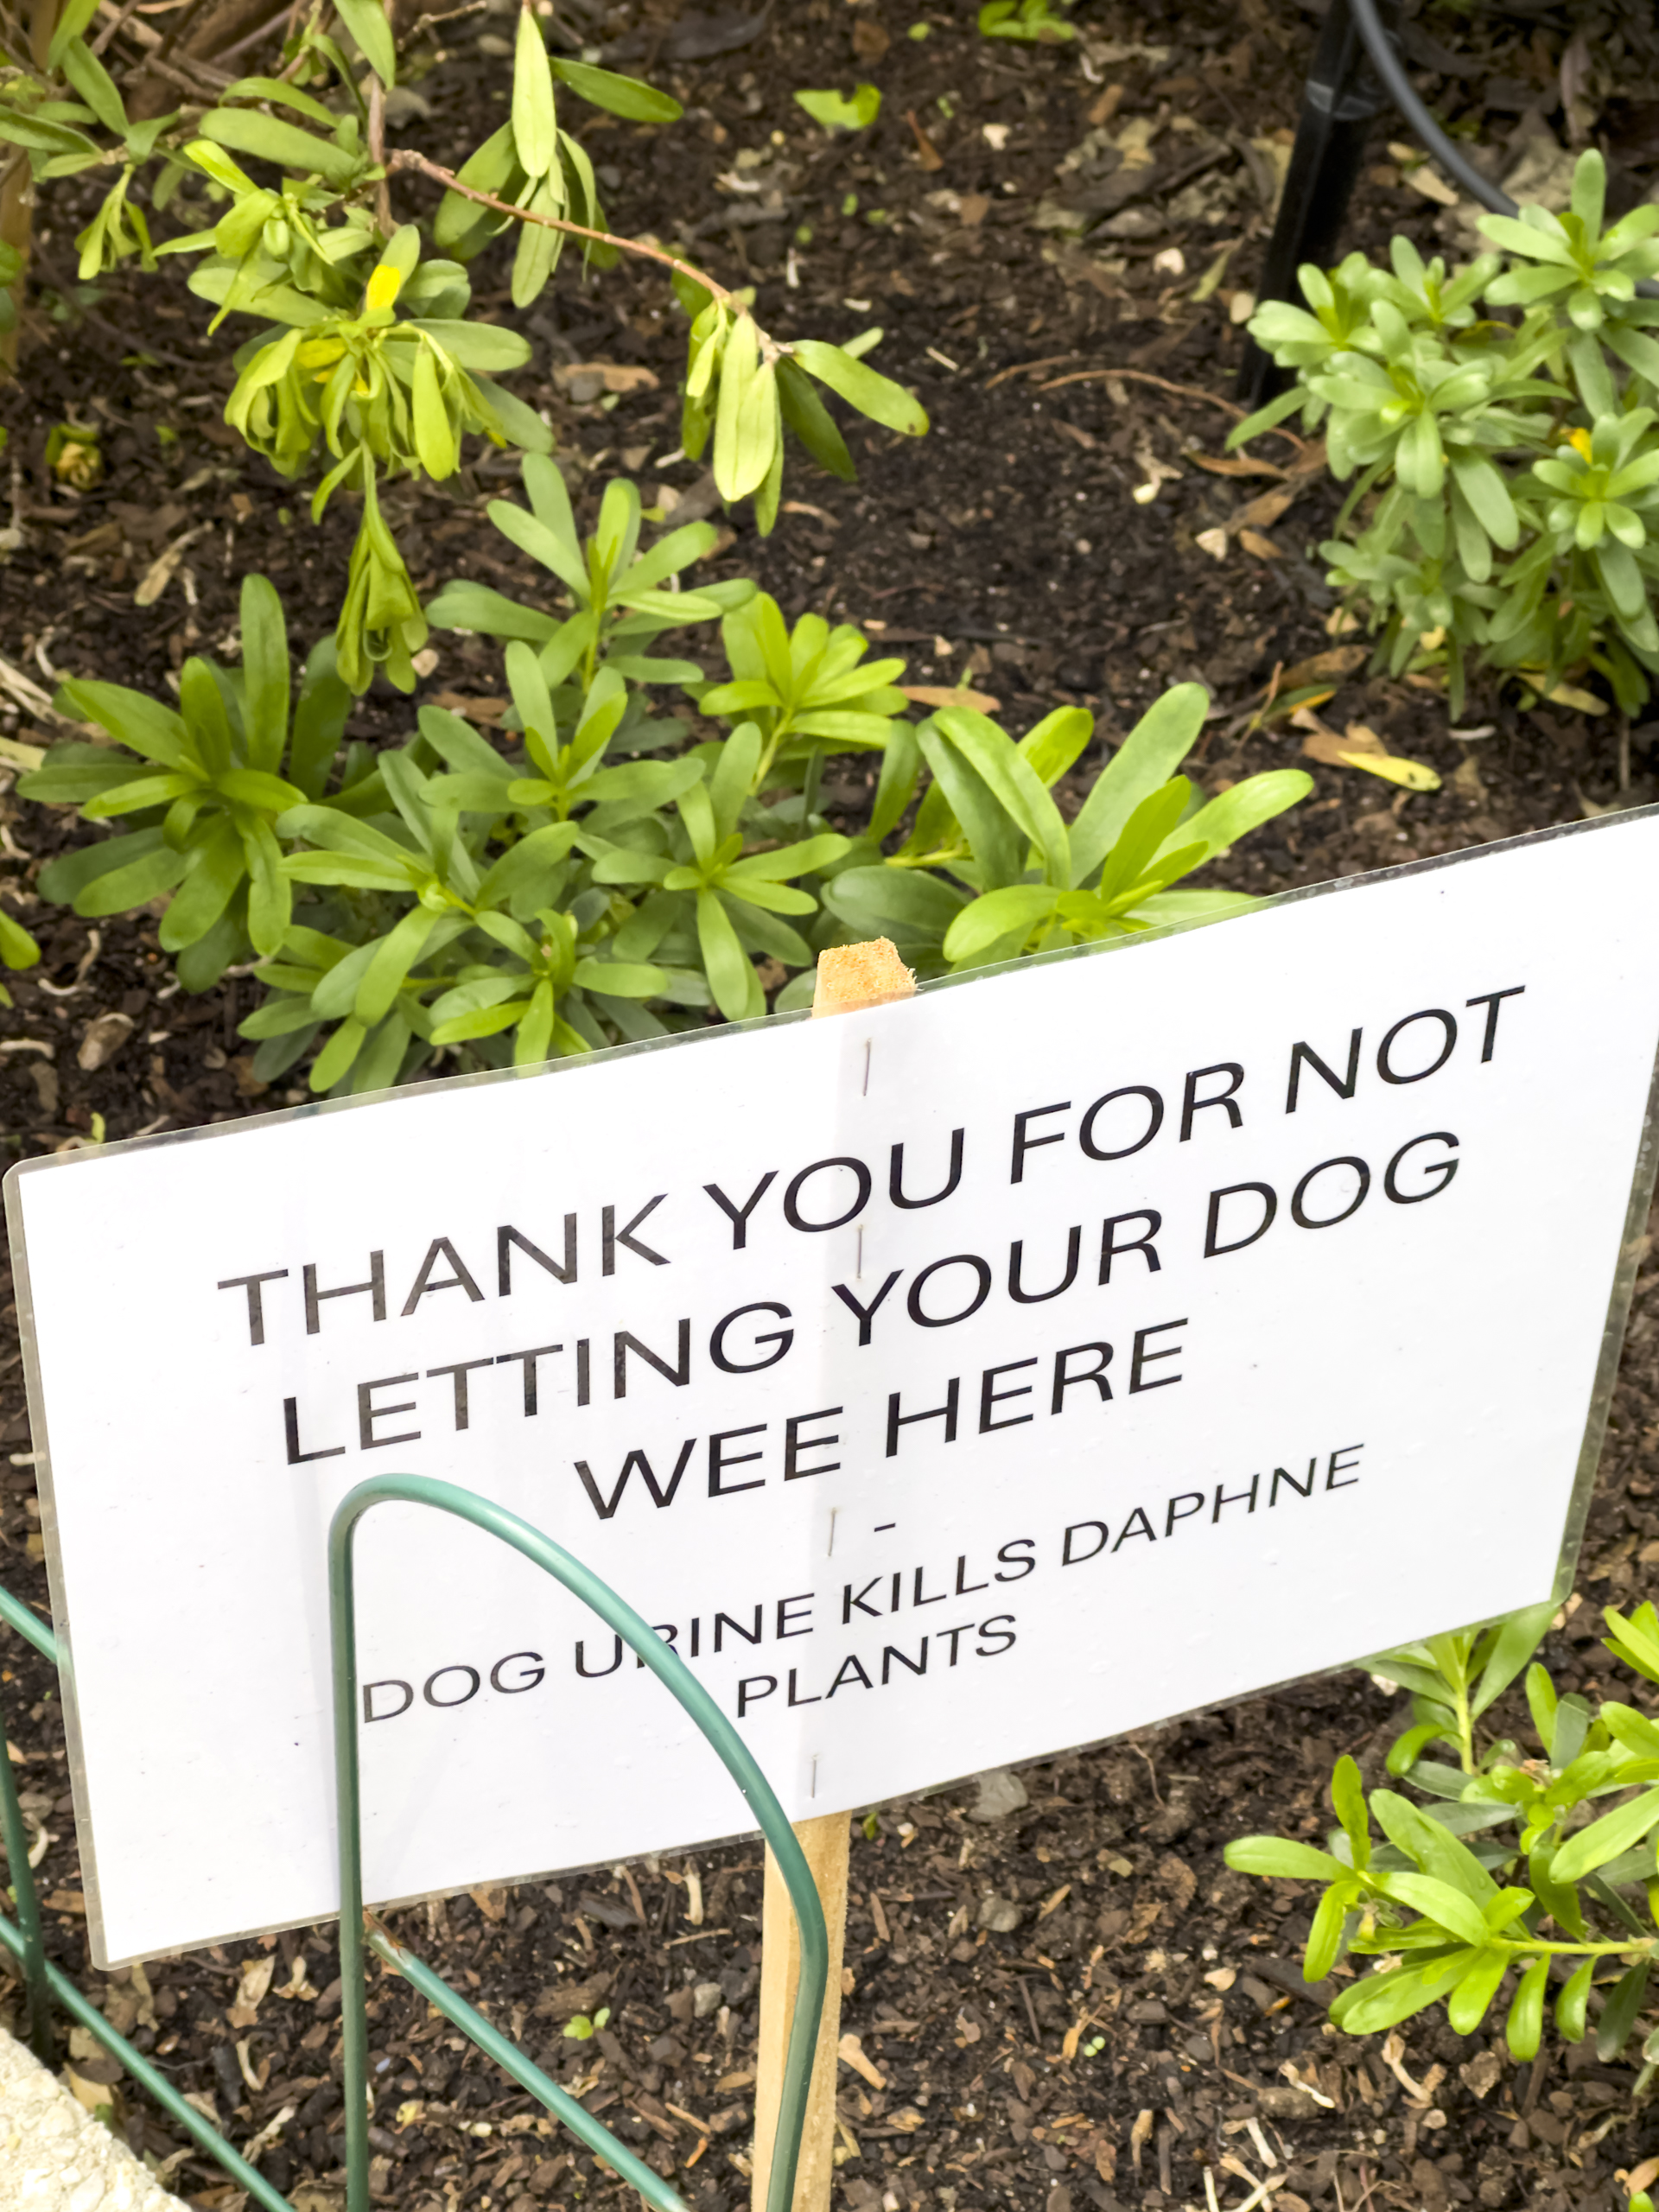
[388,146,747,319]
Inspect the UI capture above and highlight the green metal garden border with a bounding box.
[0,1484,826,2212]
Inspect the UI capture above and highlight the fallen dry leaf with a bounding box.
[1129,2108,1155,2173]
[554,361,658,396]
[838,2032,887,2089]
[1234,484,1300,532]
[1401,162,1459,207]
[899,684,1002,712]
[1237,527,1281,560]
[134,525,208,607]
[469,1884,509,1923]
[906,108,942,170]
[63,2068,113,2115]
[1185,450,1287,480]
[275,1952,319,2001]
[432,691,508,726]
[227,1951,276,2028]
[1296,711,1441,792]
[957,194,990,227]
[78,1011,133,1071]
[1278,645,1366,690]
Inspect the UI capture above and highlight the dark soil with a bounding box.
[4,0,1659,2209]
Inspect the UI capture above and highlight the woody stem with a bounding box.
[385,147,747,317]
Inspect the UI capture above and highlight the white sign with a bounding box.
[10,816,1659,1967]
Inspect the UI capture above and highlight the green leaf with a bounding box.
[791,338,927,437]
[355,906,439,1026]
[571,957,666,997]
[1303,1884,1352,1983]
[1597,1959,1649,2060]
[696,887,761,1021]
[57,832,188,916]
[714,317,778,502]
[1330,1756,1370,1867]
[550,57,680,121]
[933,707,1070,887]
[310,1015,366,1090]
[1068,683,1206,886]
[60,39,128,137]
[777,358,856,480]
[413,319,531,373]
[823,863,965,948]
[240,994,323,1039]
[1168,769,1312,865]
[1377,1872,1491,1947]
[1470,1602,1558,1719]
[1223,1837,1350,1882]
[916,720,1023,889]
[1330,1951,1478,2035]
[512,7,557,177]
[1551,1786,1659,1882]
[426,579,561,645]
[1370,1789,1499,1904]
[1020,707,1093,789]
[241,815,290,956]
[158,820,245,949]
[1386,1723,1445,1779]
[199,108,362,188]
[1506,1955,1548,2059]
[58,677,188,766]
[1446,1948,1510,2036]
[0,912,41,971]
[411,344,457,478]
[1524,1842,1582,1937]
[334,0,397,83]
[1526,1661,1559,1756]
[943,884,1057,963]
[1555,1956,1593,2042]
[792,85,881,130]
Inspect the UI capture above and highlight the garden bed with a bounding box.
[3,0,1659,2208]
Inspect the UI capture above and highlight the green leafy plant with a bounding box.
[1236,149,1659,715]
[792,86,882,131]
[0,0,927,689]
[1227,1597,1659,2082]
[17,504,1308,1096]
[823,683,1310,976]
[978,0,1076,41]
[562,2005,610,2042]
[0,907,40,1007]
[19,575,352,990]
[0,242,20,338]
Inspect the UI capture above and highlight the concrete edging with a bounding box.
[0,2025,190,2212]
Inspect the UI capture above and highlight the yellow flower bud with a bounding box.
[1567,426,1593,461]
[365,263,404,313]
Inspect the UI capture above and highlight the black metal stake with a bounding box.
[1236,0,1398,411]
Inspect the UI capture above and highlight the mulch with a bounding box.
[4,0,1659,2207]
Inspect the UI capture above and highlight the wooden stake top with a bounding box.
[810,938,917,1018]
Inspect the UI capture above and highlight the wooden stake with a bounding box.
[749,938,917,2212]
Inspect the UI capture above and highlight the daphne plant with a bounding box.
[0,0,927,690]
[16,486,1310,1095]
[1227,1598,1659,2085]
[1237,150,1659,715]
[824,683,1310,975]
